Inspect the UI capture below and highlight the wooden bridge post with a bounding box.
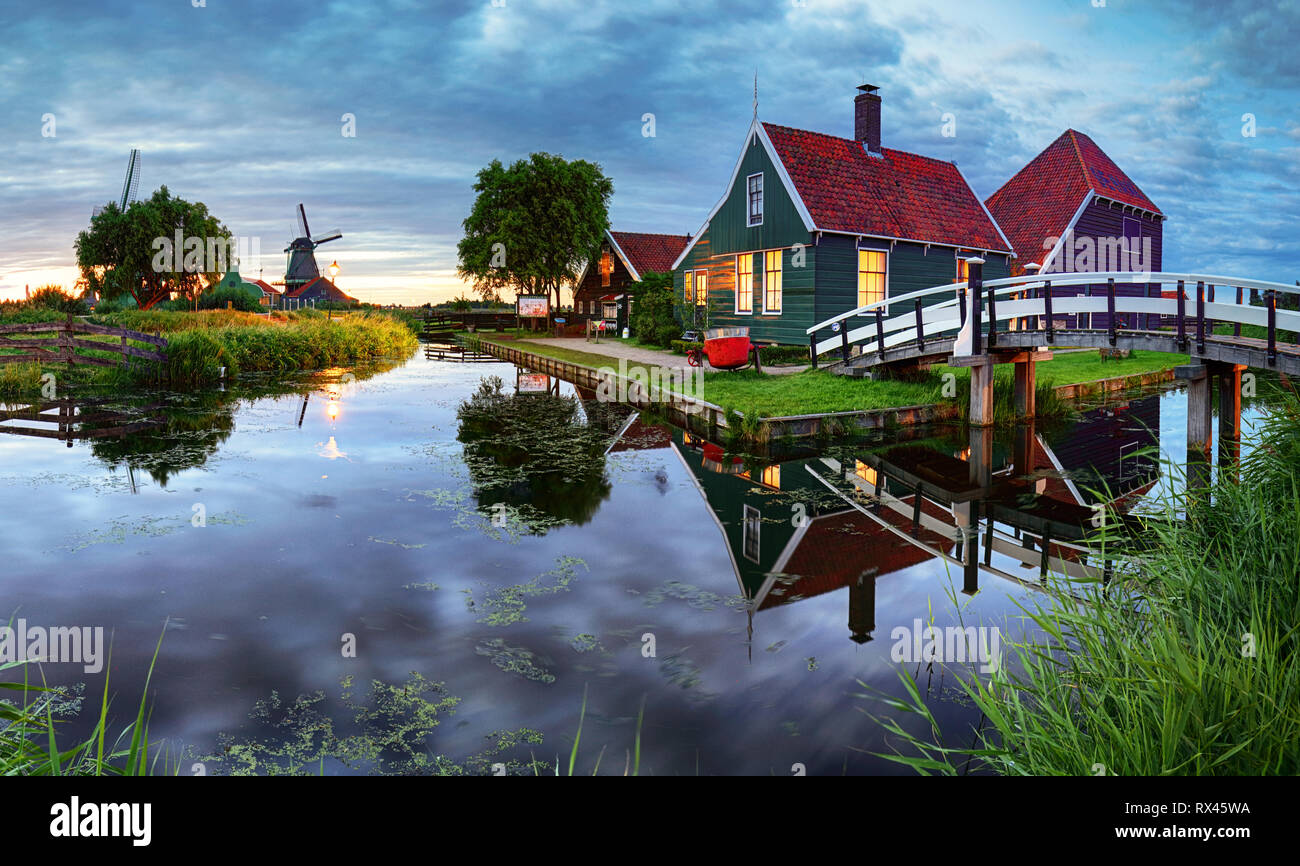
[969,358,995,427]
[969,258,984,355]
[1014,356,1037,419]
[1215,361,1245,475]
[1176,363,1213,490]
[809,332,818,369]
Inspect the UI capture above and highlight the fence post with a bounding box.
[809,332,818,369]
[1106,277,1117,346]
[1267,290,1277,367]
[969,258,985,355]
[914,299,925,349]
[1043,280,1054,344]
[840,326,850,363]
[875,307,885,358]
[1196,281,1206,354]
[1176,280,1187,349]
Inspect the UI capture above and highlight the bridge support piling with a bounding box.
[1014,357,1037,419]
[1215,362,1245,475]
[969,358,995,427]
[1176,363,1213,490]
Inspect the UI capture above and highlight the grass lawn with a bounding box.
[478,336,1187,418]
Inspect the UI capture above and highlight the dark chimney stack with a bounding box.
[855,84,882,154]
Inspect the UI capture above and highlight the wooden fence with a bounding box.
[0,316,167,368]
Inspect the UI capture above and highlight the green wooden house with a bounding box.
[672,85,1015,345]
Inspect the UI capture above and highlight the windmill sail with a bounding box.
[119,149,141,210]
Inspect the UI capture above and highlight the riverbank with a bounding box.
[0,308,418,397]
[472,333,1187,429]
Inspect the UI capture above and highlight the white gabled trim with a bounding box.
[822,229,1010,258]
[953,163,1016,257]
[1039,189,1095,273]
[670,118,818,272]
[604,229,641,282]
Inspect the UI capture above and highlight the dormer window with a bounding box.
[747,173,763,226]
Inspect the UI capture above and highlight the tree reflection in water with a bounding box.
[456,375,629,534]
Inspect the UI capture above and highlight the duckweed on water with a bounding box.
[474,638,557,683]
[470,556,588,626]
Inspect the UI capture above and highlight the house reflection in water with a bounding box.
[660,394,1162,650]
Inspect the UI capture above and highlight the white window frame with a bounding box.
[735,254,754,315]
[746,172,764,227]
[693,269,708,306]
[762,249,782,315]
[857,247,889,310]
[742,505,761,562]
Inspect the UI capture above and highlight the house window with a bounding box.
[736,254,753,313]
[747,173,763,226]
[763,250,782,313]
[694,270,708,306]
[600,247,613,287]
[743,505,761,562]
[955,256,969,284]
[683,271,694,305]
[858,249,887,309]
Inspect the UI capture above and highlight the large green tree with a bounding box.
[456,153,612,313]
[75,185,233,310]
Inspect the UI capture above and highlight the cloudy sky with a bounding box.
[1,0,1296,304]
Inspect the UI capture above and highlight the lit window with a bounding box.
[764,250,782,313]
[855,460,878,487]
[600,248,613,287]
[743,505,761,562]
[694,270,708,305]
[858,249,887,308]
[760,465,781,489]
[747,173,763,226]
[736,254,753,313]
[955,256,968,284]
[684,271,694,305]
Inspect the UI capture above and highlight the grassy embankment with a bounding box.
[0,308,419,397]
[473,334,1187,420]
[868,389,1300,775]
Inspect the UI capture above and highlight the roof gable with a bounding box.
[986,129,1161,266]
[608,231,690,279]
[761,122,1013,253]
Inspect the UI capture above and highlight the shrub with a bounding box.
[198,285,263,313]
[629,272,680,346]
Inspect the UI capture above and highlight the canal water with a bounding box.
[0,348,1267,775]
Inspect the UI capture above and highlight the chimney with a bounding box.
[855,84,882,154]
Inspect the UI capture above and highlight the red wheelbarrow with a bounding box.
[686,327,752,370]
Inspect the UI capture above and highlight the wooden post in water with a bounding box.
[1176,363,1213,491]
[1216,362,1245,477]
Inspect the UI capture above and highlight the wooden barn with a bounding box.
[671,84,1014,346]
[282,276,357,308]
[985,129,1166,330]
[572,229,690,329]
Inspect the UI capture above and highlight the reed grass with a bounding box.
[863,389,1300,775]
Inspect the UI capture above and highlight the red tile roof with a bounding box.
[985,129,1161,267]
[761,122,1012,253]
[285,277,357,302]
[250,279,281,295]
[608,231,691,278]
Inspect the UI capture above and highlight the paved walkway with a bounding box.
[539,337,810,375]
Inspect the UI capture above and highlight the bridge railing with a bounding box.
[807,271,1300,366]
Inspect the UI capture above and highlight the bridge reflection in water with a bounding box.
[663,397,1159,652]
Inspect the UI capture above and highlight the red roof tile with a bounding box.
[985,129,1161,267]
[285,277,357,302]
[761,123,1012,253]
[608,231,691,278]
[250,279,281,295]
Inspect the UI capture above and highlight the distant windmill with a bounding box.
[92,149,142,217]
[283,203,342,292]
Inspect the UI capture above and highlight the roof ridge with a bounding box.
[1067,129,1096,191]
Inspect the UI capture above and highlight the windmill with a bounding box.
[283,203,343,292]
[92,149,142,217]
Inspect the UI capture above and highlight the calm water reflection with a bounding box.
[0,350,1261,774]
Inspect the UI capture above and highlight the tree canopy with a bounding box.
[75,185,233,311]
[456,153,612,313]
